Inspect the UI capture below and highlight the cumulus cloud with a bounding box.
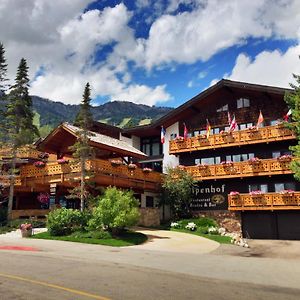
[134,0,300,69]
[0,1,171,105]
[226,44,300,88]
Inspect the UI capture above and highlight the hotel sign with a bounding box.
[191,183,228,210]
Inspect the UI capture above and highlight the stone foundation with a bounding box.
[193,210,241,233]
[138,208,160,227]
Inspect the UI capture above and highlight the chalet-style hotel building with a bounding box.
[1,79,299,239]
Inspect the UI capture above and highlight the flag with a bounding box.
[206,119,211,139]
[256,110,264,128]
[183,123,188,139]
[283,109,292,122]
[160,126,166,144]
[227,111,232,126]
[229,114,237,131]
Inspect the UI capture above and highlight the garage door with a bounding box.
[242,211,300,240]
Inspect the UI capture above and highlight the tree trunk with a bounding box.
[80,158,85,212]
[7,149,17,220]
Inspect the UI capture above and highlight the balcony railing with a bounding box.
[184,157,295,181]
[0,146,42,160]
[228,192,300,211]
[169,124,295,154]
[17,159,162,191]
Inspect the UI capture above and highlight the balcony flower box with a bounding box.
[279,189,294,196]
[33,161,45,168]
[221,160,234,167]
[277,155,292,162]
[57,158,69,164]
[175,136,184,142]
[229,191,240,196]
[247,126,258,132]
[248,157,261,165]
[142,167,152,173]
[128,163,137,170]
[249,190,263,197]
[197,163,208,169]
[20,223,33,238]
[110,160,122,166]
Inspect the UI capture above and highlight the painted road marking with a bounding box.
[0,245,39,251]
[0,273,111,300]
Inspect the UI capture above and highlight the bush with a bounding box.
[177,217,217,229]
[47,208,89,236]
[88,187,140,234]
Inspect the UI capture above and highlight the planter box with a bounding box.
[21,229,32,238]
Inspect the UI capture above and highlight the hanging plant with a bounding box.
[57,158,69,164]
[142,167,152,173]
[110,160,122,166]
[128,163,137,170]
[34,161,45,168]
[37,192,50,204]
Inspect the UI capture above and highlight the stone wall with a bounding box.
[194,210,242,233]
[138,208,160,227]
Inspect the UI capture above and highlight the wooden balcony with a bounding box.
[0,146,42,160]
[229,192,300,211]
[169,124,295,154]
[184,157,294,181]
[17,159,162,192]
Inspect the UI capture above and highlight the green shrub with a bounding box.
[89,187,140,234]
[8,219,46,229]
[198,226,209,234]
[47,208,89,236]
[178,217,217,229]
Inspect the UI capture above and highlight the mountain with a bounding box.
[32,96,173,130]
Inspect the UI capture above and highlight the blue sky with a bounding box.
[0,0,299,107]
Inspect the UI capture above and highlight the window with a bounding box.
[217,104,228,112]
[195,156,221,165]
[141,137,162,156]
[239,123,253,130]
[134,194,142,208]
[146,196,154,208]
[237,98,250,108]
[248,184,268,193]
[226,153,254,162]
[272,150,292,158]
[274,182,296,192]
[270,120,280,126]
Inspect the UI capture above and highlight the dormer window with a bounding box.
[237,98,250,108]
[216,104,228,112]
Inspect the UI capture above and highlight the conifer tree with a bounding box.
[285,70,300,181]
[6,58,39,219]
[71,82,94,211]
[0,42,8,142]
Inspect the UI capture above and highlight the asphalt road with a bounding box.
[1,231,300,300]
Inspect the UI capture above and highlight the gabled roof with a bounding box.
[124,79,291,136]
[38,122,147,159]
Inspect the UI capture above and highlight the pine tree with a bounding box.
[284,70,300,181]
[0,42,8,142]
[71,82,94,211]
[0,42,8,94]
[6,58,39,219]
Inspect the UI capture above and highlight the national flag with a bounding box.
[227,111,232,126]
[183,123,188,139]
[206,119,211,139]
[283,109,292,122]
[256,110,264,128]
[229,114,237,131]
[160,126,166,144]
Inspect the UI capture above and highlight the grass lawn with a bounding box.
[171,228,232,244]
[31,231,148,247]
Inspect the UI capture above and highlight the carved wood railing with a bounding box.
[184,157,294,180]
[228,192,300,211]
[18,159,162,187]
[0,146,42,160]
[169,124,295,154]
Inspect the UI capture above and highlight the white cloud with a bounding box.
[226,44,300,88]
[0,1,171,105]
[135,0,300,69]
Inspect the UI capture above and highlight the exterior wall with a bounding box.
[138,208,160,227]
[163,122,179,173]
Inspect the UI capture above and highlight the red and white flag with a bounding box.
[227,111,232,126]
[283,109,292,122]
[229,114,237,131]
[183,123,188,139]
[160,126,166,144]
[256,110,264,128]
